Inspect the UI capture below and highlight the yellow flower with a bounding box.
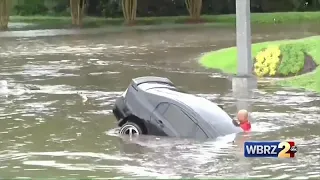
[253,45,281,77]
[266,58,273,66]
[269,70,276,76]
[269,64,277,71]
[255,52,265,62]
[255,61,262,67]
[274,49,281,57]
[256,56,263,63]
[270,57,277,64]
[254,68,260,75]
[262,67,269,75]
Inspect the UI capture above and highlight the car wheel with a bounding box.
[119,121,142,136]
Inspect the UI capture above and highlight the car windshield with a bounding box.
[181,96,242,136]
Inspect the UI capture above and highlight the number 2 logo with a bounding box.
[278,141,291,158]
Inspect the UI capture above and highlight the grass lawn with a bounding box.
[199,36,320,93]
[8,12,320,30]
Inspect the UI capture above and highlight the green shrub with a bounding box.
[14,2,48,16]
[277,44,305,76]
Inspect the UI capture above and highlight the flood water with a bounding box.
[0,24,320,179]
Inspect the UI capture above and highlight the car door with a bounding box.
[149,102,173,136]
[162,104,208,139]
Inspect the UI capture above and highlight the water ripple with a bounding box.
[0,28,319,179]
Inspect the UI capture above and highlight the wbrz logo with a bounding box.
[244,141,297,158]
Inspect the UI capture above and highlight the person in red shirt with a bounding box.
[232,110,252,152]
[233,109,251,132]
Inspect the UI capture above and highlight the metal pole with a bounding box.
[236,0,252,76]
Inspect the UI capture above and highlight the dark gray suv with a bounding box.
[112,76,242,139]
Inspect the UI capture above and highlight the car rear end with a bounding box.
[112,76,174,122]
[112,89,129,121]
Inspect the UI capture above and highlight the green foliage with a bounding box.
[98,0,122,18]
[51,0,69,16]
[13,0,68,16]
[277,44,305,76]
[14,1,48,16]
[9,0,320,18]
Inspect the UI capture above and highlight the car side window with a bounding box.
[150,102,169,122]
[154,102,169,115]
[163,104,207,138]
[193,125,208,139]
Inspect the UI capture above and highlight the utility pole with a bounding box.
[232,0,256,113]
[236,0,252,76]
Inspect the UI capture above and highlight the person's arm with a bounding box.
[232,119,240,127]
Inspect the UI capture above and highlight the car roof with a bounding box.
[138,82,175,91]
[147,87,242,136]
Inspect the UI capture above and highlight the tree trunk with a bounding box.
[0,0,10,30]
[70,0,86,26]
[122,0,137,25]
[185,0,202,21]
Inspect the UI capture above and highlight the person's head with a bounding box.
[237,109,249,124]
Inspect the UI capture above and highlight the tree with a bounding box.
[185,0,202,22]
[70,0,86,26]
[0,0,10,30]
[122,0,137,24]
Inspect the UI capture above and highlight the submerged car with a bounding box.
[112,76,242,139]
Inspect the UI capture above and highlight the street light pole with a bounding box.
[232,0,256,111]
[236,0,252,76]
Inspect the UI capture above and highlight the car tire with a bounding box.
[119,121,143,136]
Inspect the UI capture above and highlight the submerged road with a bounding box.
[0,24,319,179]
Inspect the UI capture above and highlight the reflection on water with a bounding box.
[0,25,319,179]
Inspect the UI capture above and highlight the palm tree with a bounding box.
[121,0,137,24]
[0,0,10,30]
[185,0,202,22]
[70,0,86,26]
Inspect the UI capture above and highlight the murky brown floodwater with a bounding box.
[0,24,320,179]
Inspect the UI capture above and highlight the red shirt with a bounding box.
[240,122,251,132]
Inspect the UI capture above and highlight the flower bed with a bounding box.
[253,44,317,77]
[199,36,320,92]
